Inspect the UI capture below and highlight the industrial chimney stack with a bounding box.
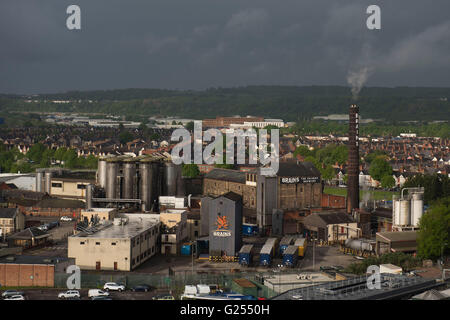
[347,104,360,213]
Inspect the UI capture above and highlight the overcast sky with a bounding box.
[1,0,450,94]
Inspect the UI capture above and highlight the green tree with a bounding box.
[119,131,134,144]
[54,147,68,161]
[293,145,312,158]
[182,164,200,178]
[26,143,46,162]
[369,157,392,182]
[185,121,194,132]
[381,175,395,189]
[417,199,450,260]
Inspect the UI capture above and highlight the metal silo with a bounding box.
[176,164,185,196]
[36,170,44,192]
[399,199,411,226]
[139,159,153,211]
[164,161,177,196]
[151,161,161,205]
[123,159,136,199]
[44,171,52,194]
[392,195,400,226]
[85,184,93,210]
[411,193,424,227]
[98,157,107,188]
[106,159,119,199]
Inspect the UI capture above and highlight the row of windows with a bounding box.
[131,246,155,266]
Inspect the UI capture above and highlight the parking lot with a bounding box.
[5,288,163,300]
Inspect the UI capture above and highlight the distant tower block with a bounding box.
[347,104,360,213]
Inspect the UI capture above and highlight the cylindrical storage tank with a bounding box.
[85,184,93,210]
[36,170,43,192]
[392,195,398,226]
[412,193,424,227]
[106,160,119,199]
[44,171,52,194]
[123,160,136,199]
[151,161,160,204]
[164,161,177,196]
[140,161,153,211]
[345,239,372,252]
[399,199,411,226]
[175,164,185,196]
[98,158,107,188]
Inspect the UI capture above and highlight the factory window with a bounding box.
[137,237,140,245]
[131,239,135,247]
[77,184,86,189]
[52,183,62,188]
[111,242,116,246]
[132,258,135,265]
[95,242,100,245]
[195,231,198,237]
[140,254,143,259]
[80,241,85,245]
[194,221,198,226]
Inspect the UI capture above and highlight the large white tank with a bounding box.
[392,195,400,226]
[411,193,424,227]
[399,199,410,226]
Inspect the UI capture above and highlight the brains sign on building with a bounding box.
[213,215,231,237]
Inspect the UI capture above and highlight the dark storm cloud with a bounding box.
[1,0,450,94]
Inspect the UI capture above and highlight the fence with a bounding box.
[54,270,282,298]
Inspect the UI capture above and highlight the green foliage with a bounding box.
[293,145,313,158]
[403,174,450,205]
[364,150,388,164]
[185,121,194,132]
[369,157,392,182]
[344,252,422,275]
[380,175,395,189]
[119,131,134,144]
[54,147,67,161]
[26,143,46,162]
[417,198,450,261]
[182,164,200,178]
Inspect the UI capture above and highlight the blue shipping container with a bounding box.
[181,243,192,255]
[242,223,258,236]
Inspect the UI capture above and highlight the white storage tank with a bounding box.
[411,193,424,227]
[392,195,400,226]
[399,199,411,226]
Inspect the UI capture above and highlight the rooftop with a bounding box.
[72,213,160,239]
[376,231,418,242]
[276,161,321,178]
[0,255,68,265]
[204,168,246,184]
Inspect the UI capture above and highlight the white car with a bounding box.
[4,295,25,300]
[60,216,72,222]
[58,290,80,299]
[103,282,125,292]
[88,289,110,298]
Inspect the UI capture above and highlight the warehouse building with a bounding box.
[303,211,359,242]
[0,255,71,287]
[375,231,418,256]
[68,213,160,271]
[208,192,243,259]
[257,161,322,232]
[203,168,257,210]
[160,209,188,255]
[0,208,25,236]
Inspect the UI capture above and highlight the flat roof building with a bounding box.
[68,213,160,271]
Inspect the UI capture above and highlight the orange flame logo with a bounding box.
[216,216,229,231]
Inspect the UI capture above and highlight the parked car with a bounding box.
[152,294,175,300]
[103,282,125,292]
[131,284,152,292]
[91,295,113,300]
[88,289,110,298]
[58,290,80,299]
[60,216,73,222]
[4,295,25,300]
[2,290,24,298]
[37,224,48,231]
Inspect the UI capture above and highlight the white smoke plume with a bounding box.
[347,65,373,100]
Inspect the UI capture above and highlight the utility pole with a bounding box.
[312,239,315,271]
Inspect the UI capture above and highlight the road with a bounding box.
[6,288,164,300]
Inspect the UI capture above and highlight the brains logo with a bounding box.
[213,215,231,237]
[216,216,229,231]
